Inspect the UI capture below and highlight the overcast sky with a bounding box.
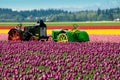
[0,0,120,11]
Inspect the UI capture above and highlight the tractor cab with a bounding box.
[38,20,48,41]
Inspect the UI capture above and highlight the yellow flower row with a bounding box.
[1,29,120,34]
[48,29,120,34]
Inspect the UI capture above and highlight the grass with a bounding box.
[0,21,120,26]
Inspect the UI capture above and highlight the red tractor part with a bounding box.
[8,28,23,41]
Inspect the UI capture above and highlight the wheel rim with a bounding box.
[57,33,68,42]
[8,29,22,41]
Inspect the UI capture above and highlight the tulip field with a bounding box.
[0,41,120,80]
[0,21,120,80]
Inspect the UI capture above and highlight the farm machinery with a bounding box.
[8,20,90,42]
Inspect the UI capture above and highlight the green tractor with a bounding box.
[8,20,90,42]
[52,29,89,42]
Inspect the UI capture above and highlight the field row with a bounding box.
[1,34,120,43]
[1,26,120,29]
[1,29,120,34]
[0,21,120,26]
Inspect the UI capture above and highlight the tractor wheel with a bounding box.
[29,36,38,41]
[57,33,68,42]
[8,29,22,41]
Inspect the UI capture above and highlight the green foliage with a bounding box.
[49,78,54,80]
[62,52,67,57]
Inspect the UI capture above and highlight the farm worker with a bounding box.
[39,20,47,37]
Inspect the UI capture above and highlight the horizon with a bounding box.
[0,7,120,13]
[0,0,120,12]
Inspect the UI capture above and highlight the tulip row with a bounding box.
[0,34,8,41]
[89,34,120,43]
[0,41,120,80]
[1,34,120,43]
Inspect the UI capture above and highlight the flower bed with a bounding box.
[1,34,120,43]
[0,34,8,41]
[89,34,120,43]
[0,41,120,80]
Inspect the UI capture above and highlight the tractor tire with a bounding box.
[57,33,68,42]
[8,28,22,41]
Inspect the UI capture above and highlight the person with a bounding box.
[40,20,46,28]
[39,20,47,37]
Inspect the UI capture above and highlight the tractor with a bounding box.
[8,20,90,42]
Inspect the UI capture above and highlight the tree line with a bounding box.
[0,8,120,22]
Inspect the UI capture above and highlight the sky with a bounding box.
[0,0,120,11]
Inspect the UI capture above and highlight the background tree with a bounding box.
[0,8,119,22]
